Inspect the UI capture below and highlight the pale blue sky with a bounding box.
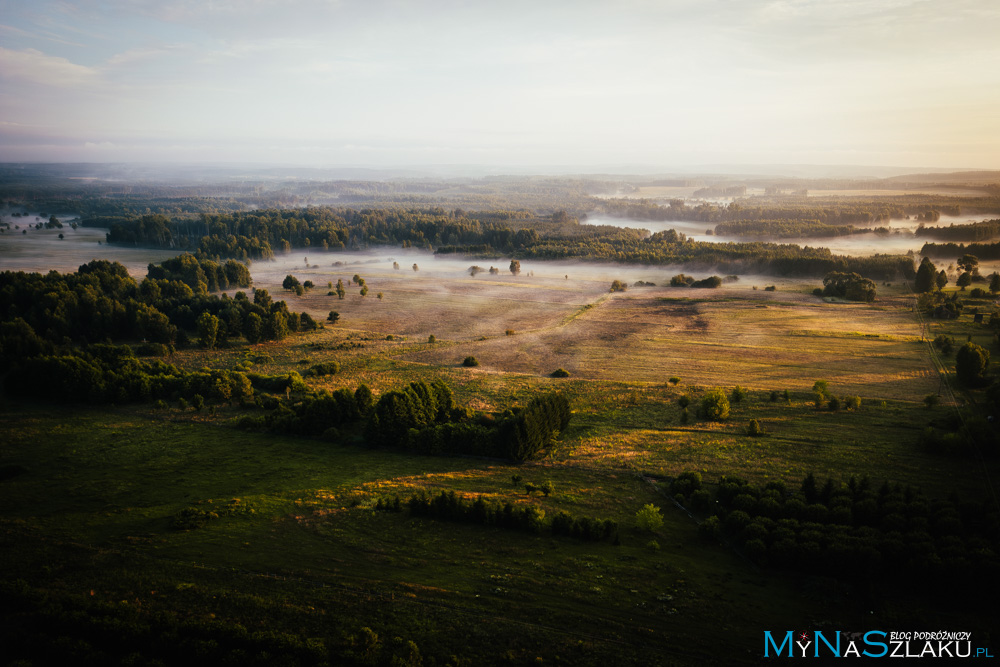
[1,0,998,169]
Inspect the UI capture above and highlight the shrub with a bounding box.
[934,335,954,355]
[764,285,776,291]
[923,393,940,409]
[551,368,570,378]
[609,279,628,293]
[635,504,663,532]
[689,489,712,511]
[699,515,720,540]
[828,395,841,411]
[843,395,861,411]
[462,356,480,367]
[670,471,702,497]
[677,395,690,408]
[731,385,748,403]
[690,275,723,289]
[646,540,660,552]
[305,361,340,377]
[427,334,436,343]
[668,377,680,385]
[769,390,780,402]
[191,394,204,412]
[700,389,730,421]
[746,418,765,436]
[540,481,554,496]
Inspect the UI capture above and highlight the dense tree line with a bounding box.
[380,489,618,542]
[915,219,1000,242]
[7,344,255,405]
[921,240,1000,261]
[516,236,914,280]
[681,472,1000,602]
[92,206,916,280]
[714,219,870,238]
[0,260,312,404]
[237,378,571,462]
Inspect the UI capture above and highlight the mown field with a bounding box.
[3,252,999,665]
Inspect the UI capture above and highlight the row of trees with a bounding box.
[681,471,1000,600]
[236,377,571,462]
[94,205,918,280]
[381,490,619,542]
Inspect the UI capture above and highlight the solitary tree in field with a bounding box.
[360,285,369,297]
[700,389,730,420]
[936,270,948,291]
[609,279,627,293]
[327,311,340,325]
[412,263,419,272]
[469,265,483,277]
[282,274,300,291]
[336,279,346,299]
[509,260,521,276]
[957,272,972,290]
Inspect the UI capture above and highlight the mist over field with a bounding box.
[2,0,1000,664]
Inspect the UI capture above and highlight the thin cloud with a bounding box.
[0,47,100,86]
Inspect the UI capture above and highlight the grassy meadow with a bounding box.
[2,246,998,665]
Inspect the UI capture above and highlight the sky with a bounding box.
[1,0,999,170]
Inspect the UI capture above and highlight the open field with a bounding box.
[3,232,999,664]
[1,406,830,665]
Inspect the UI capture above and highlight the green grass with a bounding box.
[1,403,831,665]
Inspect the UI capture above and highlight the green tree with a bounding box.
[635,504,663,532]
[244,312,264,343]
[957,254,979,275]
[282,274,300,290]
[989,272,1000,294]
[957,272,972,290]
[355,383,374,415]
[914,257,937,293]
[253,288,272,308]
[936,270,948,291]
[327,311,340,325]
[336,279,346,299]
[700,388,730,420]
[196,312,220,349]
[956,342,990,386]
[509,259,521,276]
[266,312,290,341]
[609,279,627,292]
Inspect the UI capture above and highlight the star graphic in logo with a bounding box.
[799,632,810,641]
